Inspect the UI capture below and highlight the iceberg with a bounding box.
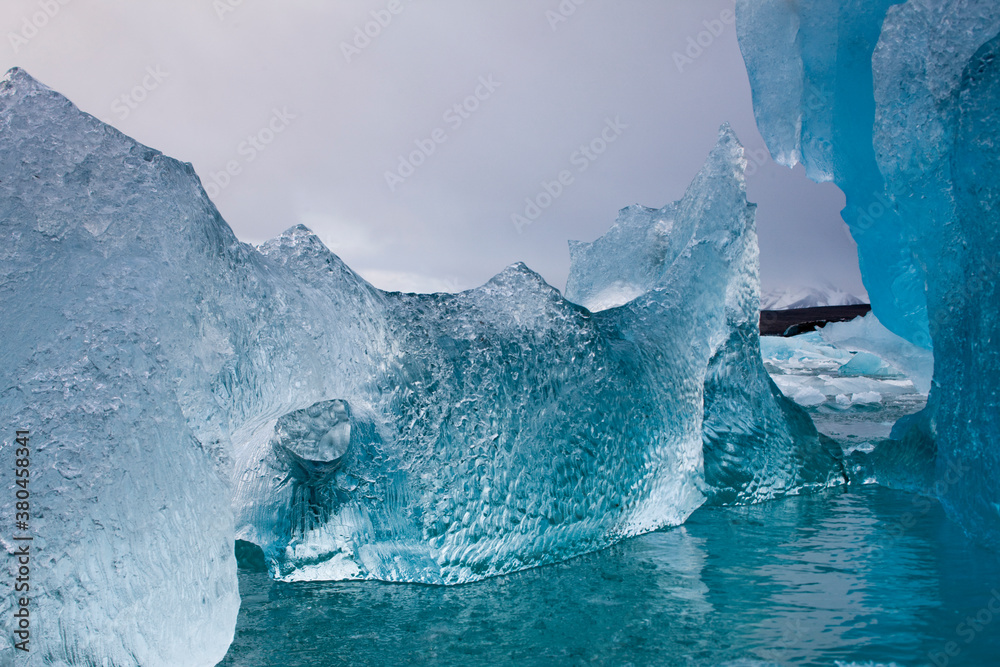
[820,314,932,393]
[838,351,897,379]
[565,126,843,506]
[235,124,845,584]
[0,69,239,666]
[735,0,1000,547]
[761,329,927,408]
[0,68,843,662]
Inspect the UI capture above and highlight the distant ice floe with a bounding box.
[761,313,931,449]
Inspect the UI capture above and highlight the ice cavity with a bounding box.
[820,314,933,394]
[760,324,929,455]
[760,312,932,406]
[761,325,927,414]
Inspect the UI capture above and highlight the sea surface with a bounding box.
[220,485,1000,666]
[221,342,997,666]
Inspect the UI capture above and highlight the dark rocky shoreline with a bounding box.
[759,304,872,337]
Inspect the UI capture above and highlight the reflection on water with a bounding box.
[221,486,1000,666]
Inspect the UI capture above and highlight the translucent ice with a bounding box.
[235,126,844,584]
[838,352,896,379]
[0,69,845,664]
[820,314,932,393]
[735,0,929,345]
[566,124,844,506]
[736,0,1000,547]
[0,69,238,666]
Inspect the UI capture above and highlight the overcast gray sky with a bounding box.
[1,0,866,298]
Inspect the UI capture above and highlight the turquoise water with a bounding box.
[220,485,1000,666]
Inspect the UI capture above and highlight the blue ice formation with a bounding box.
[0,69,239,666]
[0,65,845,662]
[819,313,932,394]
[735,0,1000,548]
[564,129,843,507]
[734,0,925,345]
[234,124,844,584]
[837,351,898,380]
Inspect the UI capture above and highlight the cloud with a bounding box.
[0,0,868,298]
[298,212,387,260]
[356,269,468,294]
